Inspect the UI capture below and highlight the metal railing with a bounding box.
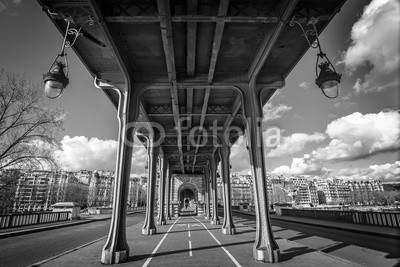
[80,206,146,215]
[281,208,400,228]
[0,212,70,229]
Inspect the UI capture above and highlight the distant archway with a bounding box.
[178,183,198,212]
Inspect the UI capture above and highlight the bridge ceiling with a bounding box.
[37,0,345,174]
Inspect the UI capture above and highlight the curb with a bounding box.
[231,210,399,239]
[0,210,144,239]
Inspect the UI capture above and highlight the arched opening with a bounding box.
[180,188,195,211]
[177,183,198,215]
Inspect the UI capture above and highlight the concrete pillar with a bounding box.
[142,138,159,235]
[101,88,138,264]
[244,82,280,262]
[165,166,172,220]
[157,154,167,225]
[204,166,211,220]
[220,143,235,235]
[210,152,220,225]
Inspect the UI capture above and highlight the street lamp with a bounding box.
[43,61,69,99]
[42,7,94,99]
[290,17,342,99]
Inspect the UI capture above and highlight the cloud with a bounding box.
[314,110,400,161]
[335,161,400,182]
[54,136,118,171]
[333,100,357,109]
[54,135,147,175]
[267,132,325,158]
[230,136,251,173]
[299,82,310,90]
[263,102,292,121]
[272,110,400,176]
[328,113,338,119]
[272,154,330,176]
[340,0,400,94]
[0,0,22,15]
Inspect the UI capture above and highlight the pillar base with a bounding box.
[253,247,280,263]
[156,220,166,225]
[142,228,156,235]
[204,216,209,220]
[222,227,236,235]
[166,216,171,220]
[101,249,129,264]
[210,219,220,225]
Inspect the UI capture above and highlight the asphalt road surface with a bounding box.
[2,211,399,267]
[231,210,400,267]
[0,212,146,267]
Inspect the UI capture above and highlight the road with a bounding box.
[0,212,146,267]
[232,210,400,267]
[1,211,399,267]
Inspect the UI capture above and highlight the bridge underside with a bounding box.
[37,0,346,264]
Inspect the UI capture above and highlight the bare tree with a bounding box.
[0,70,64,170]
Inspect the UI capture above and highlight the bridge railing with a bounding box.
[280,208,400,228]
[80,205,146,215]
[0,212,70,229]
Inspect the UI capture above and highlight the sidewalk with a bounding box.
[31,216,362,267]
[0,211,144,239]
[233,210,400,239]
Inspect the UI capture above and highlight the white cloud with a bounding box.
[267,132,325,158]
[272,110,400,176]
[340,0,400,94]
[262,102,292,121]
[55,136,118,171]
[272,154,329,176]
[230,136,251,173]
[314,110,400,161]
[299,82,310,89]
[54,135,147,175]
[336,161,400,182]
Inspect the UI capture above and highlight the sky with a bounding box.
[0,0,399,182]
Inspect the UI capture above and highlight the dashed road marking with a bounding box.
[142,217,181,267]
[188,230,191,237]
[189,240,193,256]
[194,218,242,267]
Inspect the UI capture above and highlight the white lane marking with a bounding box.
[188,224,190,229]
[194,218,242,267]
[189,240,193,256]
[142,217,181,267]
[188,230,191,237]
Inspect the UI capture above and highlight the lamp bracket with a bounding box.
[64,16,95,48]
[289,16,320,49]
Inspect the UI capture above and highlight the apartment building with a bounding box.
[75,170,92,185]
[88,170,115,207]
[13,170,75,212]
[295,182,319,206]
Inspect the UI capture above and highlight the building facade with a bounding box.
[13,170,75,212]
[88,170,115,207]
